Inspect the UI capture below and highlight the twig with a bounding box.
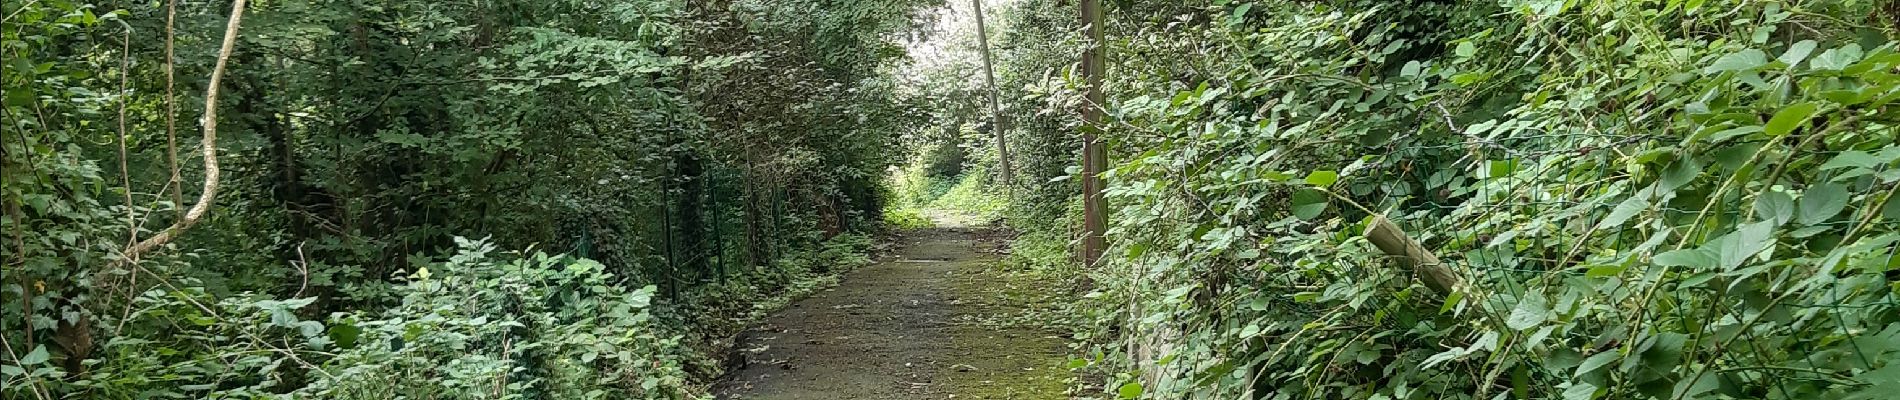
[117,25,137,252]
[291,242,309,298]
[113,26,145,338]
[1,0,42,23]
[1432,100,1522,158]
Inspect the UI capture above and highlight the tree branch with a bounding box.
[115,0,247,265]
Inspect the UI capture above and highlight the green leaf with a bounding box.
[1439,291,1466,314]
[630,285,657,308]
[297,320,325,338]
[330,323,364,349]
[1585,264,1627,278]
[1304,170,1339,186]
[1118,382,1144,399]
[1455,42,1477,57]
[1779,40,1818,65]
[1654,249,1717,268]
[1506,296,1549,331]
[1563,383,1599,400]
[3,88,33,107]
[1487,159,1517,178]
[1819,150,1878,170]
[1660,160,1702,191]
[1401,61,1423,77]
[1707,125,1763,142]
[1595,193,1652,230]
[1754,190,1794,225]
[1885,193,1900,219]
[1798,183,1849,225]
[1809,44,1864,71]
[1639,333,1689,365]
[1673,371,1722,398]
[1704,49,1767,74]
[1763,102,1819,136]
[1228,3,1253,25]
[1575,351,1619,377]
[1709,221,1776,270]
[20,345,49,365]
[1290,189,1328,220]
[1239,324,1261,337]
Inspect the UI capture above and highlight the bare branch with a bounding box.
[115,0,248,265]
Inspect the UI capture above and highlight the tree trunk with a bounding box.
[742,149,769,267]
[1078,0,1108,267]
[972,0,1013,195]
[673,148,708,278]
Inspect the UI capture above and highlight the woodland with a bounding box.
[4,0,1900,399]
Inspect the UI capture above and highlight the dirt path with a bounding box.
[713,221,1072,399]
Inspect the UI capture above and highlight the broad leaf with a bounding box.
[1779,40,1818,65]
[1753,190,1794,225]
[1654,249,1717,269]
[1305,170,1339,186]
[1290,189,1328,220]
[1506,296,1549,331]
[1798,183,1849,225]
[1764,102,1819,137]
[1704,49,1767,74]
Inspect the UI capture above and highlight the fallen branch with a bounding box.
[1362,215,1463,294]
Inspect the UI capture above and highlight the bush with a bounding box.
[1075,1,1900,399]
[883,208,936,230]
[295,237,696,399]
[47,238,700,400]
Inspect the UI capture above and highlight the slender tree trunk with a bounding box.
[742,148,769,267]
[661,171,678,298]
[674,151,707,276]
[1078,0,1108,267]
[972,0,1013,196]
[164,0,184,217]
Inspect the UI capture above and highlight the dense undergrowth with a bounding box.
[12,0,1900,398]
[3,0,932,398]
[912,0,1900,399]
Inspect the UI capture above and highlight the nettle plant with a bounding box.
[1084,0,1898,399]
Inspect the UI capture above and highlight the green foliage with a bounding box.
[964,0,1900,398]
[889,158,1008,222]
[883,208,936,230]
[932,166,1009,221]
[297,238,693,399]
[77,239,696,399]
[3,0,938,397]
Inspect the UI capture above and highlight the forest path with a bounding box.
[713,215,1073,399]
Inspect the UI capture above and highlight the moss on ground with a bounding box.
[943,258,1079,399]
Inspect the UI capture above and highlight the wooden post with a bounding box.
[1363,215,1463,294]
